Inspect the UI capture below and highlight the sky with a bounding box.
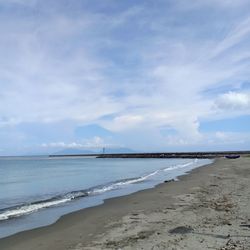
[0,0,250,155]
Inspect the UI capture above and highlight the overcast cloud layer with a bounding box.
[0,0,250,155]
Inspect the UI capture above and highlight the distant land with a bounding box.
[53,148,95,155]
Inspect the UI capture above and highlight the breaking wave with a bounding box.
[0,159,201,221]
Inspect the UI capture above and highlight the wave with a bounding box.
[0,198,72,221]
[0,170,161,221]
[163,160,195,171]
[0,160,199,221]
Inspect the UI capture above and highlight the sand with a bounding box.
[0,157,249,250]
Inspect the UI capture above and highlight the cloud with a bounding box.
[41,137,104,149]
[215,91,250,110]
[0,0,36,5]
[1,0,250,153]
[41,136,120,149]
[212,131,248,146]
[0,117,20,128]
[0,2,123,125]
[104,115,144,132]
[211,17,250,59]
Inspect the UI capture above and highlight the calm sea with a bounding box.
[0,156,212,238]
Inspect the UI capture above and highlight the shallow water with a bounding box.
[0,156,212,238]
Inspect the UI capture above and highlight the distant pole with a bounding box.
[102,147,105,154]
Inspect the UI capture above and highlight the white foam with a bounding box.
[91,170,160,194]
[163,161,194,171]
[0,198,71,221]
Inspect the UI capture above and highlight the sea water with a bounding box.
[0,156,212,238]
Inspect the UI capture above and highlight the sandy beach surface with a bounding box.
[0,157,249,250]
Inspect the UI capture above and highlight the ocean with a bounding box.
[0,156,212,238]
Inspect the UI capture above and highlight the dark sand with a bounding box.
[0,157,250,250]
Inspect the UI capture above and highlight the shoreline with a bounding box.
[0,157,249,249]
[0,158,211,239]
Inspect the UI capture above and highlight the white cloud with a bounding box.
[0,117,21,128]
[215,131,228,140]
[0,0,37,5]
[1,1,250,152]
[41,139,103,149]
[41,136,121,149]
[215,91,250,110]
[212,131,248,145]
[174,0,250,11]
[211,17,250,59]
[83,136,105,148]
[104,115,144,132]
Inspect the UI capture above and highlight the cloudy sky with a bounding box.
[0,0,250,155]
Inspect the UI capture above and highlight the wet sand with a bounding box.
[0,157,250,249]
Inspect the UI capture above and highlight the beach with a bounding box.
[0,157,249,250]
